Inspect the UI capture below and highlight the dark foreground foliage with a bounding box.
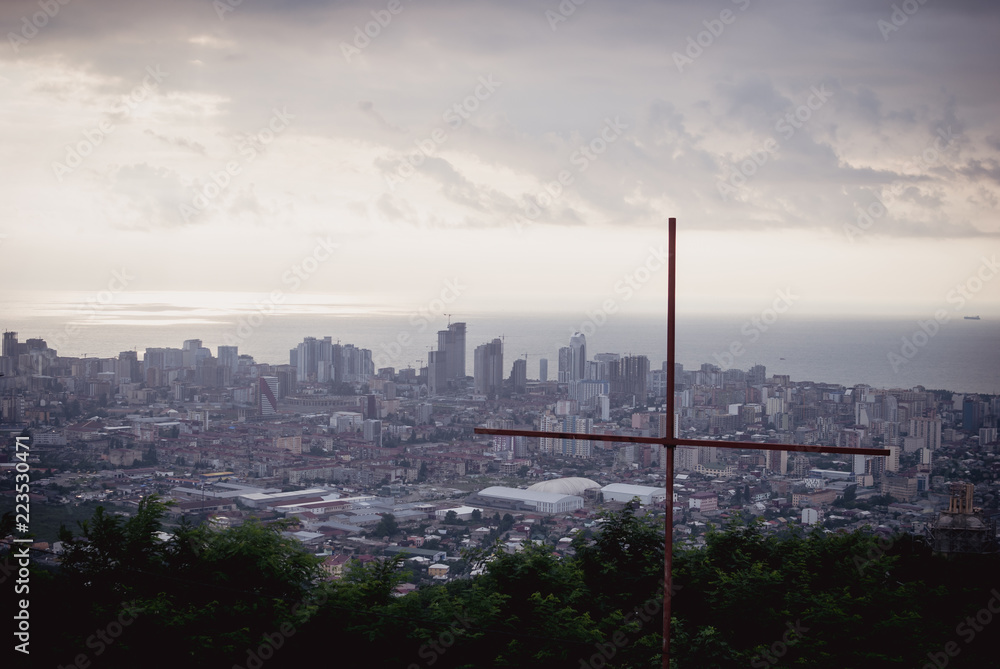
[8,498,1000,668]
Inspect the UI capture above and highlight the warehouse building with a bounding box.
[466,486,584,514]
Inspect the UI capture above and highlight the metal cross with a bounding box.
[475,217,887,668]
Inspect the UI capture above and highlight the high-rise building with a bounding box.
[540,414,594,457]
[909,416,942,451]
[117,351,139,384]
[598,394,610,421]
[510,358,527,393]
[474,338,503,399]
[295,337,319,381]
[425,322,466,391]
[767,449,788,475]
[258,376,279,416]
[569,379,609,409]
[539,358,548,383]
[558,347,572,382]
[436,322,466,380]
[428,350,448,396]
[337,344,373,383]
[570,332,586,381]
[363,419,382,445]
[218,346,239,375]
[676,446,699,471]
[610,355,649,405]
[591,353,620,381]
[963,396,983,432]
[2,331,20,358]
[274,366,297,398]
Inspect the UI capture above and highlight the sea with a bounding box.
[2,290,997,395]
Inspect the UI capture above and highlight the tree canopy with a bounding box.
[17,502,1000,668]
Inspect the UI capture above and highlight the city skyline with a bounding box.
[1,1,999,319]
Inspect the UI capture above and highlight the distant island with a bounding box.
[964,315,981,320]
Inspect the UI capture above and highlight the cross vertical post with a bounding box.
[663,216,677,669]
[474,217,885,667]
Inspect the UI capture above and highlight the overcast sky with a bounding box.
[2,0,998,318]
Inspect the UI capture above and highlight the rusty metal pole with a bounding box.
[663,217,676,669]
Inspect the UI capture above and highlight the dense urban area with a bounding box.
[3,323,998,567]
[4,323,1000,667]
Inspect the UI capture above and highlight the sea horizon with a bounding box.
[2,289,997,395]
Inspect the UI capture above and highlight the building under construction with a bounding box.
[929,483,998,554]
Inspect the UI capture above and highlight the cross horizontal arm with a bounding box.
[474,427,887,456]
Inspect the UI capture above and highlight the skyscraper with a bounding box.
[295,336,319,381]
[2,331,19,358]
[437,322,466,380]
[258,376,279,416]
[558,347,572,382]
[217,345,239,375]
[570,332,586,381]
[428,350,448,396]
[474,338,503,399]
[610,355,649,405]
[510,358,527,393]
[117,350,139,384]
[539,358,548,383]
[963,396,982,432]
[540,414,593,457]
[427,322,466,392]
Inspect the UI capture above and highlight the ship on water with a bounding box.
[964,315,981,320]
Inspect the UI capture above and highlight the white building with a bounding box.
[469,486,583,514]
[601,483,666,505]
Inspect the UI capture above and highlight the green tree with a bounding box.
[40,499,323,667]
[374,513,399,538]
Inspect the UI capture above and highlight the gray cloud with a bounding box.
[1,0,998,241]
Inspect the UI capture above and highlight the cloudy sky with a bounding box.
[2,0,999,318]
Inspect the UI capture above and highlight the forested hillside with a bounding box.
[8,499,1000,668]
